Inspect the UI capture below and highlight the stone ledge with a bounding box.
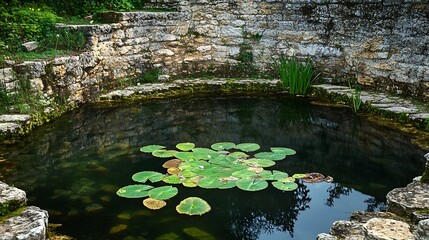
[0,206,48,240]
[0,181,26,213]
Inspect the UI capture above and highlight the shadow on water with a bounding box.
[0,95,426,240]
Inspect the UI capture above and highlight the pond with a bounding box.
[1,95,426,240]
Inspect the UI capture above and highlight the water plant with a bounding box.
[348,81,362,113]
[117,142,333,216]
[277,57,317,95]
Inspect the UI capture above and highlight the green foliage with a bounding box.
[348,81,362,113]
[277,56,317,95]
[137,68,161,84]
[176,197,211,216]
[0,203,10,216]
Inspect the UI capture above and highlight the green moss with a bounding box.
[421,163,429,184]
[0,206,27,224]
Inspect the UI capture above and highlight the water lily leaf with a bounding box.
[235,143,260,152]
[270,147,296,156]
[174,152,196,161]
[148,186,178,200]
[218,180,237,189]
[198,176,223,189]
[236,179,268,191]
[244,158,276,168]
[272,170,289,180]
[228,151,249,159]
[176,197,211,216]
[279,177,296,183]
[232,169,257,179]
[143,198,167,210]
[192,148,219,160]
[179,169,198,178]
[176,142,196,151]
[198,166,223,177]
[211,142,236,151]
[132,171,164,183]
[247,167,264,174]
[272,181,298,191]
[208,155,236,167]
[116,185,153,198]
[179,161,209,170]
[162,159,183,169]
[140,145,166,153]
[301,173,326,183]
[182,180,198,188]
[167,167,181,175]
[163,175,182,184]
[153,150,178,158]
[292,173,306,179]
[257,170,273,180]
[254,152,286,161]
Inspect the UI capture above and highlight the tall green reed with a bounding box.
[278,57,316,95]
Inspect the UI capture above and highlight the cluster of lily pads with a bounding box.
[116,142,327,216]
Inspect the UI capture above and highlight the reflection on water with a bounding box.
[1,95,426,240]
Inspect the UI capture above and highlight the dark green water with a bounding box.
[1,95,426,240]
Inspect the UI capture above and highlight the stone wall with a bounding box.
[1,0,428,106]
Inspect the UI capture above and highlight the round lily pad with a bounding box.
[132,171,164,183]
[244,158,276,168]
[292,173,306,179]
[235,143,260,152]
[236,179,268,191]
[272,181,298,191]
[192,148,219,160]
[211,142,236,151]
[148,186,178,200]
[218,180,237,189]
[272,170,289,180]
[198,176,223,189]
[174,152,196,161]
[140,145,166,153]
[279,177,296,183]
[143,198,167,210]
[180,169,198,178]
[228,151,249,159]
[176,197,211,216]
[254,152,286,161]
[176,142,196,151]
[167,167,181,175]
[116,185,153,198]
[301,173,325,183]
[162,159,183,169]
[152,150,178,158]
[182,180,198,188]
[270,147,296,156]
[232,169,257,179]
[179,161,210,170]
[163,175,182,184]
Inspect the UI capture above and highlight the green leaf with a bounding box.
[232,169,257,179]
[235,143,260,152]
[292,173,306,179]
[272,170,289,180]
[174,152,196,161]
[218,180,237,189]
[180,169,198,178]
[236,179,268,191]
[176,142,196,151]
[198,176,223,189]
[270,147,296,156]
[140,145,166,153]
[116,185,153,198]
[176,197,211,216]
[148,186,178,200]
[211,142,236,151]
[179,161,210,170]
[132,171,164,183]
[192,148,220,160]
[272,181,298,191]
[243,158,276,168]
[152,150,178,158]
[163,175,182,184]
[254,152,286,161]
[228,151,249,159]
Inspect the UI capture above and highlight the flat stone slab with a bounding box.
[364,218,414,240]
[0,115,31,123]
[0,123,22,134]
[387,180,429,220]
[0,206,48,240]
[0,181,27,212]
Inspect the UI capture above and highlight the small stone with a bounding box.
[0,181,27,213]
[363,218,414,240]
[22,41,38,52]
[158,75,170,82]
[317,233,337,240]
[415,219,429,239]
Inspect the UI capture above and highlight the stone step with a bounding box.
[0,181,27,215]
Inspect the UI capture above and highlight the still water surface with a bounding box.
[1,95,426,240]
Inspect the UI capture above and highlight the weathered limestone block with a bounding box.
[13,62,46,79]
[0,206,48,240]
[330,220,365,238]
[0,181,26,213]
[363,218,414,240]
[415,219,429,239]
[0,115,31,123]
[0,68,16,84]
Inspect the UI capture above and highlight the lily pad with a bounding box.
[232,169,257,179]
[279,177,296,183]
[301,173,326,183]
[254,152,286,161]
[180,169,198,178]
[236,179,268,191]
[140,145,166,153]
[192,148,219,160]
[176,142,196,151]
[272,170,289,180]
[292,173,306,179]
[143,198,167,210]
[153,150,178,158]
[244,158,276,168]
[211,142,236,151]
[116,185,153,198]
[174,152,196,161]
[167,167,181,175]
[179,161,210,170]
[132,171,164,183]
[148,186,178,200]
[228,151,249,159]
[162,159,183,169]
[163,175,182,184]
[272,181,298,191]
[198,176,224,189]
[218,180,237,189]
[176,197,211,216]
[270,147,296,156]
[235,143,260,152]
[182,180,198,188]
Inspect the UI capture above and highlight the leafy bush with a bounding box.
[277,57,317,95]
